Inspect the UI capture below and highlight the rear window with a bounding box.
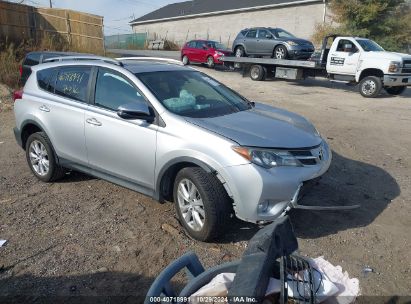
[37,68,57,92]
[54,67,91,103]
[24,53,41,66]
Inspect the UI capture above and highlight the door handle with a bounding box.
[39,105,50,112]
[86,118,102,126]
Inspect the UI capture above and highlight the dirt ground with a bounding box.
[0,67,410,301]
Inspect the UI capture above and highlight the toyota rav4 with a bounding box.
[13,57,331,241]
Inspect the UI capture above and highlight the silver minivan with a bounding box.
[13,57,331,241]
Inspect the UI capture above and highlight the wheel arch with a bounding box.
[155,157,232,203]
[359,68,384,81]
[20,119,46,150]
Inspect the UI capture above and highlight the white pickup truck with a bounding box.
[221,34,411,98]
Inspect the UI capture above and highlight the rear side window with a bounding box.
[188,41,196,48]
[24,53,41,66]
[37,68,57,92]
[246,30,257,38]
[54,67,91,103]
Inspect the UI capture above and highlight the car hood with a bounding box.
[185,103,322,148]
[363,51,411,61]
[283,38,313,46]
[216,48,232,55]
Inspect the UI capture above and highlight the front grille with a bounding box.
[403,60,411,73]
[289,149,318,166]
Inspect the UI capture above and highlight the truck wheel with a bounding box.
[25,132,65,182]
[206,56,215,68]
[385,86,406,95]
[182,55,190,66]
[173,167,231,242]
[235,46,245,57]
[250,65,267,81]
[359,76,382,98]
[274,45,288,59]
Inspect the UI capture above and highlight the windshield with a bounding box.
[272,28,296,39]
[207,41,226,49]
[137,70,251,118]
[356,39,385,52]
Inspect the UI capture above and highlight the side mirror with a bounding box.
[203,46,208,50]
[117,101,154,122]
[266,34,273,39]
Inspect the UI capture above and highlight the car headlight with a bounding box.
[232,146,302,168]
[388,61,401,73]
[286,41,298,46]
[215,51,224,56]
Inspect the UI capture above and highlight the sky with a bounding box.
[14,0,187,35]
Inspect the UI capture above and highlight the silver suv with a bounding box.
[13,57,331,241]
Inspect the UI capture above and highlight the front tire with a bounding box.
[25,132,65,182]
[274,45,288,59]
[173,167,231,242]
[359,76,382,98]
[385,86,406,95]
[206,56,215,68]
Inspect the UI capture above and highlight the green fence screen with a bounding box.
[105,33,147,49]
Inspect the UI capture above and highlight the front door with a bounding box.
[327,38,361,75]
[257,29,275,55]
[85,67,157,193]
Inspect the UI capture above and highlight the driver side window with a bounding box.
[94,68,145,111]
[337,39,358,53]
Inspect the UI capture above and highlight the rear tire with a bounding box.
[25,132,65,182]
[274,45,288,59]
[173,167,231,242]
[250,65,267,81]
[235,46,246,57]
[359,76,382,98]
[182,55,190,66]
[384,86,406,95]
[206,56,215,68]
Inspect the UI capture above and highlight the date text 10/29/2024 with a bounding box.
[148,297,258,303]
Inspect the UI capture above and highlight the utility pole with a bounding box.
[49,0,52,8]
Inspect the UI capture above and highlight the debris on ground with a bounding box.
[0,239,7,247]
[161,223,180,237]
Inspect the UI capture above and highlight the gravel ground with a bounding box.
[0,67,410,302]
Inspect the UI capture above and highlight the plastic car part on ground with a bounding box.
[189,257,359,304]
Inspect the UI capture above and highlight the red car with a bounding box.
[181,40,232,68]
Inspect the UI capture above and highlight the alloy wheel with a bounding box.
[275,48,285,59]
[177,179,205,231]
[29,140,49,176]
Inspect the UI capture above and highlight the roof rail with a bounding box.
[117,57,183,66]
[43,55,123,66]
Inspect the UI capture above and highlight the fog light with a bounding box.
[258,201,270,213]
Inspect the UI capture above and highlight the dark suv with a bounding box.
[20,51,84,86]
[232,27,315,60]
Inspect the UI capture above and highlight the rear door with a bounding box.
[35,66,91,168]
[184,41,196,62]
[327,38,361,75]
[84,67,157,192]
[244,29,258,54]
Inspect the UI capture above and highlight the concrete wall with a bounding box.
[132,2,331,47]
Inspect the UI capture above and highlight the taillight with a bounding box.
[19,65,23,77]
[13,90,23,102]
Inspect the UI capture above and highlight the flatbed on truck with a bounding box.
[220,35,411,98]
